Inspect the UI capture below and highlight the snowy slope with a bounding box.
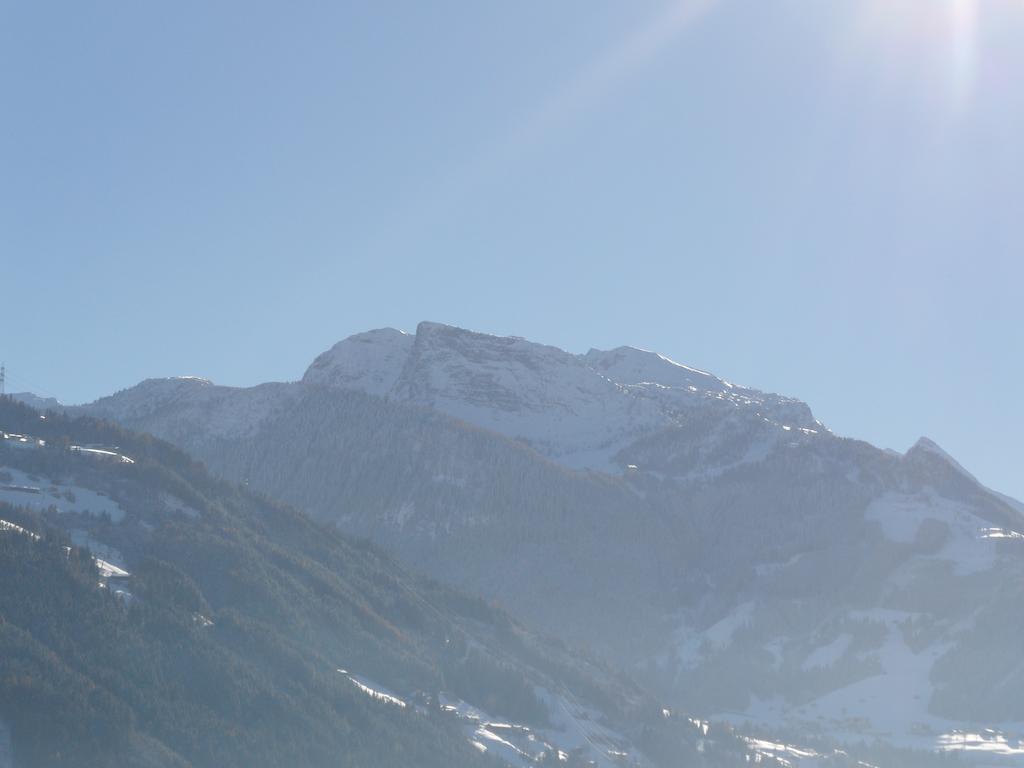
[300,321,819,469]
[0,466,126,521]
[304,328,414,396]
[582,345,817,428]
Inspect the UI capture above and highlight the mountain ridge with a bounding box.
[18,322,1024,761]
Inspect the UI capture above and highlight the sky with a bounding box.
[2,1,1022,499]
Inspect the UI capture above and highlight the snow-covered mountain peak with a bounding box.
[79,322,823,471]
[581,346,727,390]
[391,322,655,463]
[294,322,824,466]
[581,345,817,430]
[303,327,413,396]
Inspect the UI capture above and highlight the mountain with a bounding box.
[302,322,816,470]
[4,397,766,768]
[70,322,1024,763]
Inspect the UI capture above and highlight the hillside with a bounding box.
[2,397,749,768]
[67,322,1024,762]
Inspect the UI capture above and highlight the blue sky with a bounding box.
[3,1,1022,499]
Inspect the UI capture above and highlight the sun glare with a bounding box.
[850,0,987,111]
[949,0,980,107]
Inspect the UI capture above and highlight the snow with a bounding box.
[981,527,1024,540]
[743,737,822,764]
[61,320,1024,765]
[703,602,755,648]
[581,345,726,394]
[0,517,40,540]
[333,671,630,768]
[70,445,135,464]
[110,587,134,605]
[439,688,644,768]
[303,328,414,396]
[714,607,1024,762]
[297,321,819,470]
[471,725,535,767]
[674,602,754,669]
[795,615,944,735]
[438,693,488,722]
[392,322,668,466]
[2,517,130,589]
[95,558,130,579]
[329,668,875,767]
[81,378,295,441]
[801,634,852,671]
[336,669,407,708]
[536,687,646,767]
[68,529,126,568]
[865,490,1000,575]
[161,492,200,519]
[1,432,45,451]
[937,730,1024,756]
[0,467,125,522]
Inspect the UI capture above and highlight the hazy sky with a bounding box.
[3,1,1022,499]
